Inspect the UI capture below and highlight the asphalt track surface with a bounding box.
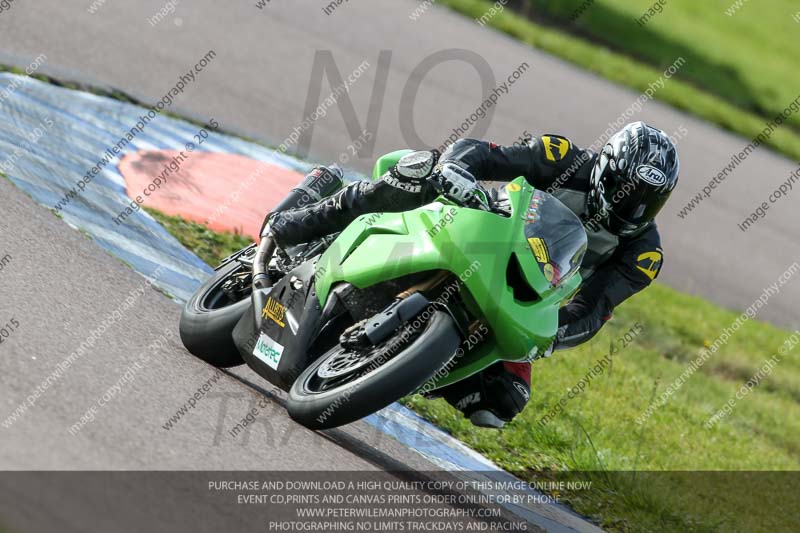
[0,0,797,530]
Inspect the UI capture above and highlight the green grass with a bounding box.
[155,209,799,531]
[405,282,800,531]
[145,208,252,266]
[527,0,800,129]
[440,0,800,162]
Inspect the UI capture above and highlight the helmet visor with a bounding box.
[595,158,668,236]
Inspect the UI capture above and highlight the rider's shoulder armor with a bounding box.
[526,134,593,189]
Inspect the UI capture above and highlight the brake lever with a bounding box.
[471,185,493,211]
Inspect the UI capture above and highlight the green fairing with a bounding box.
[314,151,582,389]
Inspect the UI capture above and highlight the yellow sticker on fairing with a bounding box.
[262,297,287,327]
[506,183,521,192]
[527,237,550,264]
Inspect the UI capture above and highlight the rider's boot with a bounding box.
[440,361,531,429]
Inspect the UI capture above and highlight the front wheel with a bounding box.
[287,310,461,430]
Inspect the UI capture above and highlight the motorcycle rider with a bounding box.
[269,121,679,428]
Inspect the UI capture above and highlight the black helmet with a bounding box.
[588,122,679,236]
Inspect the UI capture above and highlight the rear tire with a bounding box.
[179,261,251,368]
[287,310,461,430]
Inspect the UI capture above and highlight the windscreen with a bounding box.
[523,190,587,286]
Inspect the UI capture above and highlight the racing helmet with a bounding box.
[588,122,679,236]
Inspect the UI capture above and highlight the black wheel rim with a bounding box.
[199,267,251,311]
[303,321,425,394]
[317,345,387,379]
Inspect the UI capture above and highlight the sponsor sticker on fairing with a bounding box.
[253,333,284,370]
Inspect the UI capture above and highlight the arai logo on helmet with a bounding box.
[636,165,667,186]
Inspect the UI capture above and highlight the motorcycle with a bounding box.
[179,150,587,429]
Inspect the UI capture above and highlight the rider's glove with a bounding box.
[433,162,481,205]
[532,324,567,360]
[537,341,555,360]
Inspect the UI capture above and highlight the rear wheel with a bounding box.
[179,260,252,367]
[287,310,461,430]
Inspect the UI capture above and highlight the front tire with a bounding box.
[287,310,461,430]
[179,260,251,367]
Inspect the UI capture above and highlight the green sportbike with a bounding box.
[179,150,587,430]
